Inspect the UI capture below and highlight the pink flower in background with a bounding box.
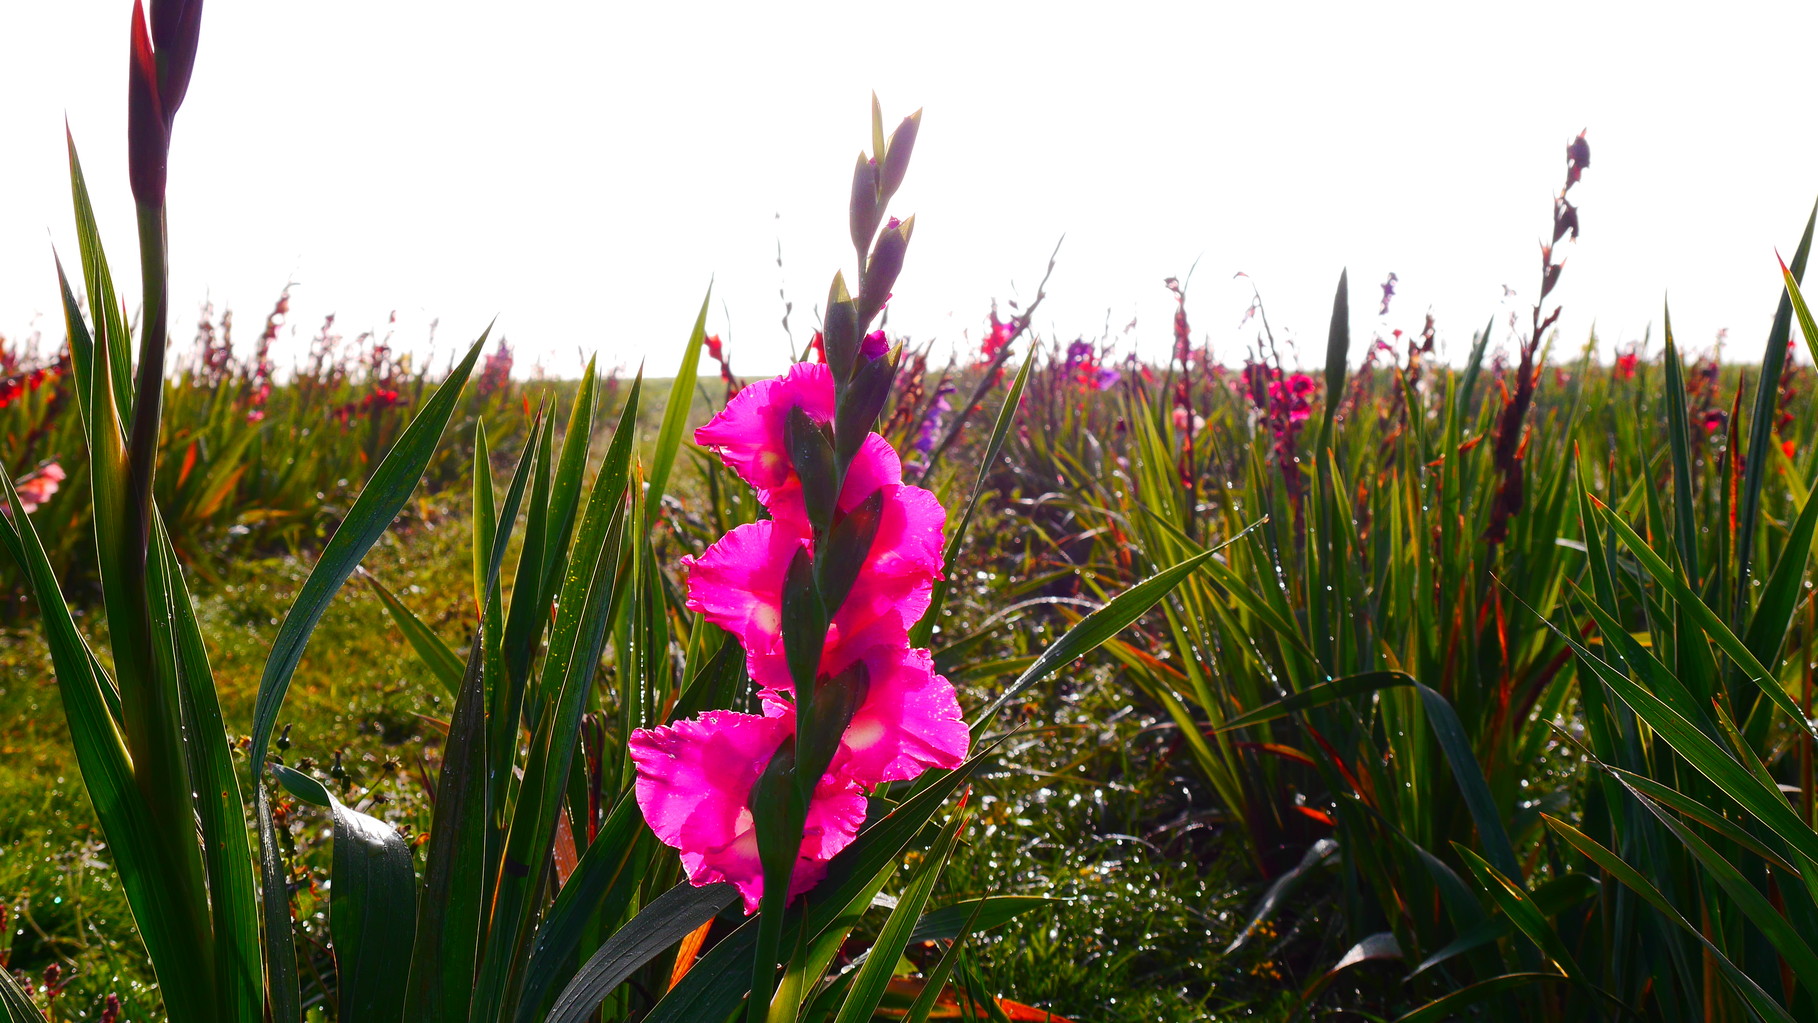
[628,710,867,913]
[979,311,1016,364]
[11,462,66,514]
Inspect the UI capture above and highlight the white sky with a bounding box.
[3,2,1816,379]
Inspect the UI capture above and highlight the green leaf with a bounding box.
[1228,838,1337,953]
[903,896,1061,945]
[1543,815,1797,1023]
[646,290,711,524]
[1616,776,1818,990]
[831,806,970,1023]
[1545,605,1818,871]
[1,463,218,1023]
[250,330,488,756]
[1393,973,1572,1023]
[513,795,653,1023]
[404,620,490,1023]
[901,899,988,1023]
[474,418,635,1022]
[1421,684,1522,883]
[1454,845,1582,980]
[648,741,1000,1023]
[0,965,49,1023]
[365,571,464,695]
[472,418,496,613]
[1216,671,1415,732]
[156,520,262,1022]
[1318,269,1350,444]
[1595,501,1811,734]
[969,545,1221,727]
[272,765,417,1023]
[1736,198,1818,616]
[544,881,739,1023]
[540,360,599,601]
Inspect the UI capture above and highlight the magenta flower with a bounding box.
[628,710,867,912]
[693,362,836,500]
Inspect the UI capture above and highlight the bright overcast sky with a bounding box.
[4,2,1817,379]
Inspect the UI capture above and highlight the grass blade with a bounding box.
[646,291,711,524]
[365,571,464,695]
[544,882,739,1023]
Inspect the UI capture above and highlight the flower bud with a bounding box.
[815,489,884,616]
[779,547,828,701]
[785,405,837,541]
[822,273,861,384]
[859,216,913,327]
[127,2,168,206]
[835,343,898,464]
[879,110,921,204]
[796,661,869,787]
[149,0,204,119]
[849,153,881,255]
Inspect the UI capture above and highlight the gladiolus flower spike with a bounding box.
[631,363,967,912]
[629,112,965,915]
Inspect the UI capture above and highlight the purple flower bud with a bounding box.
[127,1,169,206]
[149,0,204,119]
[859,216,912,326]
[879,110,921,203]
[849,153,881,254]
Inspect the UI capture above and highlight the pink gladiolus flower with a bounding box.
[637,324,967,912]
[628,710,866,912]
[694,363,835,500]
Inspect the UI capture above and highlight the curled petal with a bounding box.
[682,521,801,654]
[629,710,868,913]
[694,362,835,497]
[758,644,969,786]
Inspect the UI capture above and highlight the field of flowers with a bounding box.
[14,4,1818,1023]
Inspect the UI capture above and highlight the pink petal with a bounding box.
[629,710,868,913]
[758,643,968,786]
[694,363,835,494]
[682,521,802,655]
[686,473,944,659]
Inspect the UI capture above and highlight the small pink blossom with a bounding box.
[629,710,867,912]
[12,462,66,514]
